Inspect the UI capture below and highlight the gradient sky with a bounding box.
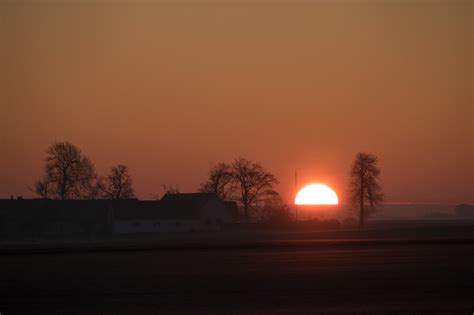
[1,0,473,204]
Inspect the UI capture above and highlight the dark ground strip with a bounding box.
[1,242,472,314]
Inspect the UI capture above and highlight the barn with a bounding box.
[0,193,238,240]
[113,193,237,234]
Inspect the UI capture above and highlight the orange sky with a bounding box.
[1,1,473,204]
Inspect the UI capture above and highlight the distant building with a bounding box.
[0,199,114,240]
[454,204,474,218]
[0,193,238,240]
[114,193,237,234]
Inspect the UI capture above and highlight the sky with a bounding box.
[1,0,473,204]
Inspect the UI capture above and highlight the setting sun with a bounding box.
[295,184,339,205]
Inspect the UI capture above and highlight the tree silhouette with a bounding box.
[349,152,384,229]
[199,163,236,201]
[34,142,97,200]
[102,164,135,199]
[33,179,50,199]
[200,158,280,223]
[163,184,180,195]
[258,194,292,223]
[231,158,279,223]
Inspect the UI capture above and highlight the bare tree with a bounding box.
[88,176,107,200]
[199,163,236,201]
[149,185,180,200]
[103,165,135,199]
[231,158,279,223]
[33,179,51,199]
[258,194,292,223]
[34,142,97,200]
[349,152,384,229]
[163,184,180,195]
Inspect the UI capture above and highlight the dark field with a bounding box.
[1,223,473,314]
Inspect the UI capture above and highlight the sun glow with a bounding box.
[295,184,339,205]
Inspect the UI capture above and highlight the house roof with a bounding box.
[0,199,114,221]
[161,193,216,203]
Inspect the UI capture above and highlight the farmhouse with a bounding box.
[0,193,238,240]
[113,193,237,234]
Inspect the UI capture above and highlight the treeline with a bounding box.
[34,142,135,200]
[200,153,385,227]
[32,142,288,223]
[32,141,384,227]
[198,159,289,223]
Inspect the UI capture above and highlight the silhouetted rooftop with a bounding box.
[0,194,233,221]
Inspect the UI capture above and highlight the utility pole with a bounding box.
[295,170,298,221]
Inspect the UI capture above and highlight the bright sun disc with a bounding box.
[295,184,339,205]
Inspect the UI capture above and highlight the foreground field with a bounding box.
[1,237,473,314]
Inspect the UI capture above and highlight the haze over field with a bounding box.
[1,1,472,204]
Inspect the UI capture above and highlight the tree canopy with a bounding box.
[34,142,97,200]
[349,152,384,228]
[200,157,279,222]
[102,164,136,199]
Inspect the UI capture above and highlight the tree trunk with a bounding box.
[244,205,249,223]
[359,187,365,229]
